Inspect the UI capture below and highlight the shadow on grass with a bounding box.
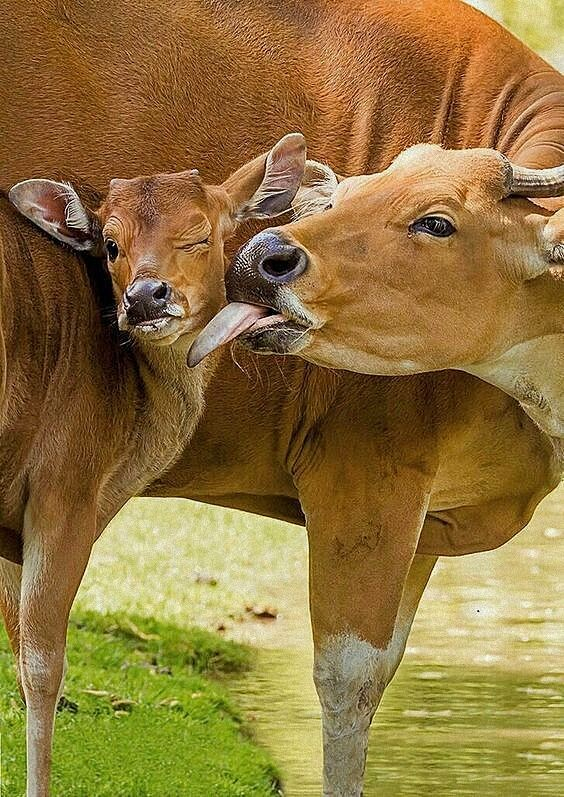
[0,611,281,797]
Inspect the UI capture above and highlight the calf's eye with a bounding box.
[410,216,456,238]
[105,239,119,261]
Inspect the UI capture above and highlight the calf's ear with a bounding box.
[223,133,307,221]
[9,179,98,251]
[291,160,340,218]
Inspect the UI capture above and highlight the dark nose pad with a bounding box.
[124,278,171,323]
[256,233,309,283]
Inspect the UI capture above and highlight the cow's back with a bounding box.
[1,0,562,196]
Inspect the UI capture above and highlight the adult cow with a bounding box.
[1,1,563,795]
[203,146,564,440]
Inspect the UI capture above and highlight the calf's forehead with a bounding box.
[102,172,209,227]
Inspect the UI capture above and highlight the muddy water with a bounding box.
[230,6,564,793]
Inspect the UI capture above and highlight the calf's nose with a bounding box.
[124,278,171,322]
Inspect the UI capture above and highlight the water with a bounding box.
[231,487,563,796]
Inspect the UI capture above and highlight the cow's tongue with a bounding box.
[187,302,281,367]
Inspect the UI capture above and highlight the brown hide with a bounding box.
[1,3,563,793]
[0,0,563,560]
[1,0,563,188]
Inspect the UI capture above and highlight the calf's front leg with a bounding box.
[20,492,95,797]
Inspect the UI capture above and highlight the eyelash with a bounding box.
[409,216,456,237]
[177,237,210,250]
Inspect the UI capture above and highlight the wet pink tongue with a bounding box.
[187,302,272,367]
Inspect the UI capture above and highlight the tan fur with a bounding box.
[234,145,564,439]
[1,2,564,794]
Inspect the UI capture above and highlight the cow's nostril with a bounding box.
[259,247,308,282]
[153,281,170,302]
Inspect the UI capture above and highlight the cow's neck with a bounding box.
[465,273,564,438]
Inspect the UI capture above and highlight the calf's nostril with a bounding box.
[153,281,170,302]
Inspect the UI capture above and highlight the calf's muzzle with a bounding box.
[124,278,171,323]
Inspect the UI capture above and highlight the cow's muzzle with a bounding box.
[124,278,171,323]
[119,277,187,341]
[226,230,309,297]
[187,230,313,367]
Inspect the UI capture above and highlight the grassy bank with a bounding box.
[0,610,281,796]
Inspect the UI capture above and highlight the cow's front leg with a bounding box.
[299,450,434,797]
[312,553,437,796]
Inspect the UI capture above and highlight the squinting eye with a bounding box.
[410,216,456,238]
[105,239,119,261]
[178,237,210,250]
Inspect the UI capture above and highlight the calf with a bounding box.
[4,133,305,797]
[192,147,564,441]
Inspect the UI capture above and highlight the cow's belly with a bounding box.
[430,403,559,511]
[422,381,560,555]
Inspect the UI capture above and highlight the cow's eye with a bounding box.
[410,216,456,237]
[105,239,119,261]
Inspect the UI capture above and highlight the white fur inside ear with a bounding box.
[546,241,564,263]
[61,183,91,232]
[542,209,564,266]
[9,179,94,250]
[292,161,338,219]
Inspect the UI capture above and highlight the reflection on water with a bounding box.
[232,487,563,796]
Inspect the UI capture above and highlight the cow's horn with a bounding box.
[502,156,564,198]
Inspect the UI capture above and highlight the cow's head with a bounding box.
[189,144,564,373]
[9,133,306,348]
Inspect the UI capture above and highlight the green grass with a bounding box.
[0,610,281,796]
[74,498,304,636]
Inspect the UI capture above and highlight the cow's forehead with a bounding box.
[334,146,505,208]
[390,144,503,186]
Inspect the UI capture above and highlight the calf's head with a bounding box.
[189,144,564,372]
[9,133,306,348]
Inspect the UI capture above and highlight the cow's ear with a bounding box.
[541,206,564,273]
[290,160,340,219]
[222,133,307,221]
[9,179,98,251]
